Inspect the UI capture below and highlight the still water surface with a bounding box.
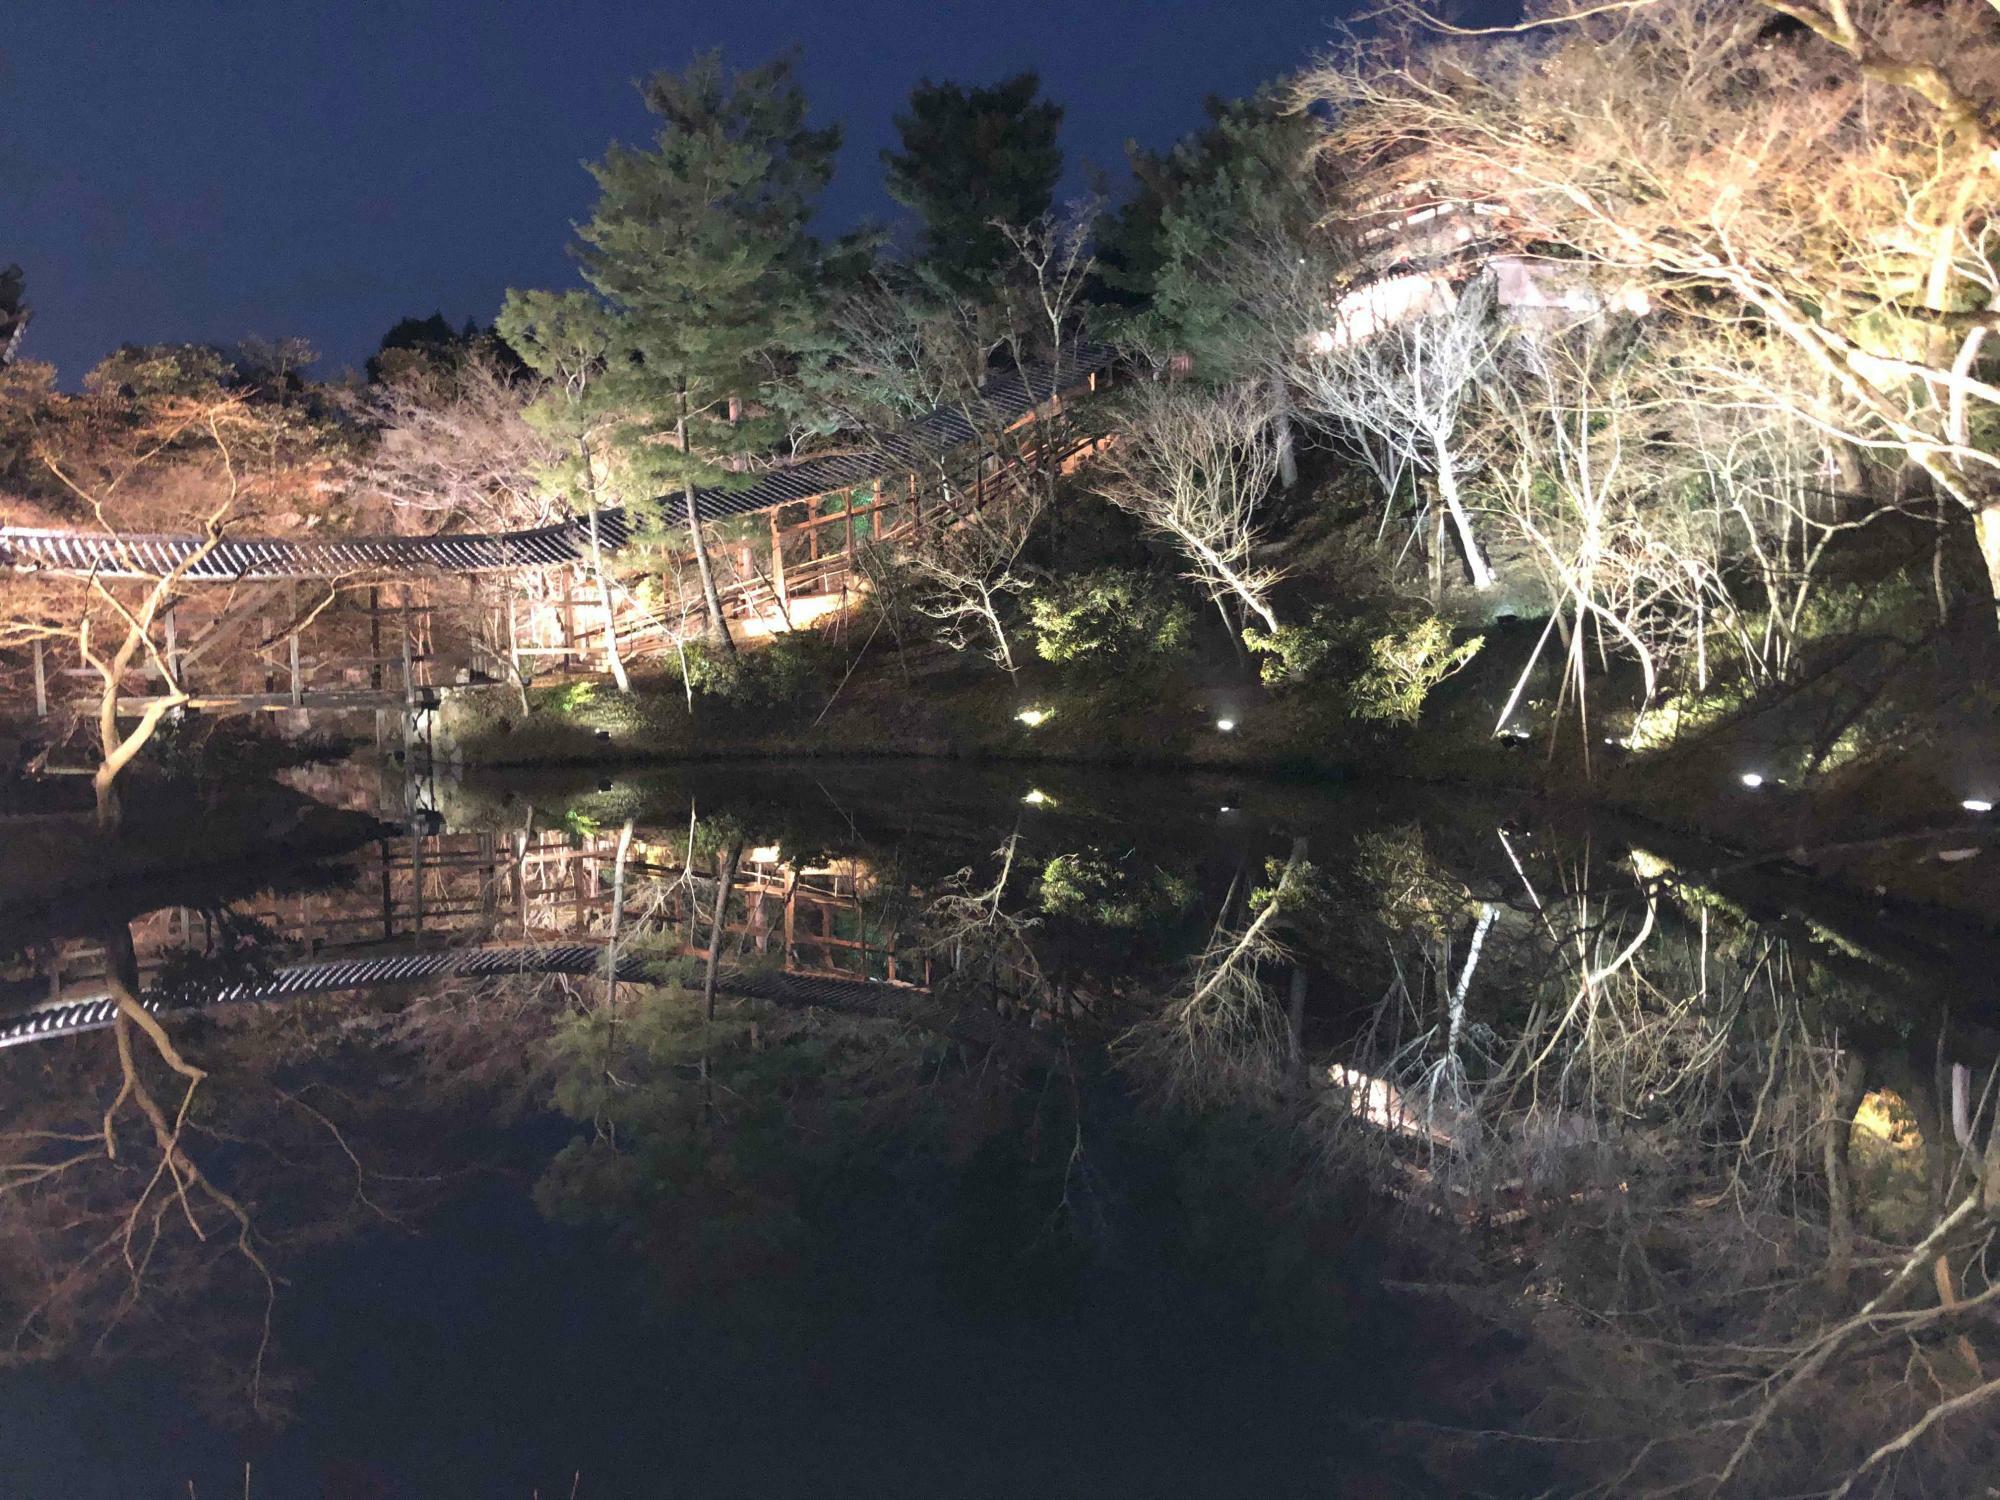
[0,759,1986,1497]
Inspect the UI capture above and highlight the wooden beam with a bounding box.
[31,637,46,718]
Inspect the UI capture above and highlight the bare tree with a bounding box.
[902,477,1046,679]
[1096,379,1287,635]
[1286,273,1499,592]
[19,396,316,828]
[1298,0,2000,621]
[364,351,560,535]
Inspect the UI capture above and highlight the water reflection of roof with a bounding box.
[0,943,926,1050]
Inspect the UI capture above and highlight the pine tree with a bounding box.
[883,73,1063,297]
[573,49,839,653]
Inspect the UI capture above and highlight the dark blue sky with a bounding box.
[4,0,1361,384]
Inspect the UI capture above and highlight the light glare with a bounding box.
[1740,772,1765,789]
[1964,799,1994,814]
[1216,717,1236,732]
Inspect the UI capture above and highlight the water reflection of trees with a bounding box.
[0,932,458,1423]
[1242,825,2000,1497]
[8,796,1998,1490]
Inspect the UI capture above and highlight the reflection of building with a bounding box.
[2,827,928,1034]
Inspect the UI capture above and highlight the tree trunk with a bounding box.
[1433,438,1494,591]
[577,439,630,693]
[1270,374,1299,490]
[92,766,121,832]
[677,393,734,655]
[703,838,744,1022]
[1976,501,2000,633]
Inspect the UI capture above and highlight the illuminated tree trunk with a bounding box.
[1976,503,2000,632]
[677,391,734,655]
[577,438,630,693]
[1433,436,1493,592]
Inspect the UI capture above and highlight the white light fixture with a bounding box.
[1739,772,1765,789]
[749,845,782,864]
[1218,805,1234,813]
[1216,717,1236,732]
[1015,706,1052,728]
[1022,788,1054,807]
[1964,799,1994,814]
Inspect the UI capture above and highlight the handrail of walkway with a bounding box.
[0,344,1120,582]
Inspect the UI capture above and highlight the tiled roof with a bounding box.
[0,343,1119,581]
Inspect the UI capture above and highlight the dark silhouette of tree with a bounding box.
[366,312,479,384]
[883,72,1063,296]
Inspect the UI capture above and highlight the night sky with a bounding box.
[5,0,1364,384]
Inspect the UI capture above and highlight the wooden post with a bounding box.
[368,586,382,690]
[410,823,425,935]
[31,638,46,718]
[769,510,789,613]
[559,570,576,674]
[467,575,481,680]
[783,880,796,971]
[506,593,522,684]
[511,829,528,937]
[287,583,303,707]
[378,838,395,940]
[400,591,416,756]
[910,472,922,537]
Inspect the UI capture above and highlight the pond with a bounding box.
[2,759,1995,1498]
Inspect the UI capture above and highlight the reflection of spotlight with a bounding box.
[1216,718,1236,732]
[1965,799,1995,814]
[1022,789,1055,807]
[1739,772,1765,789]
[1015,706,1052,728]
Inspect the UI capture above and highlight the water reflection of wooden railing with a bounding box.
[17,828,929,1009]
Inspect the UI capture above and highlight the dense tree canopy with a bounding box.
[560,49,840,649]
[882,72,1064,295]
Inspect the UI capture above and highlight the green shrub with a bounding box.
[1039,847,1195,929]
[1029,568,1195,668]
[1247,609,1482,722]
[1350,616,1484,725]
[677,628,843,708]
[1243,609,1345,688]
